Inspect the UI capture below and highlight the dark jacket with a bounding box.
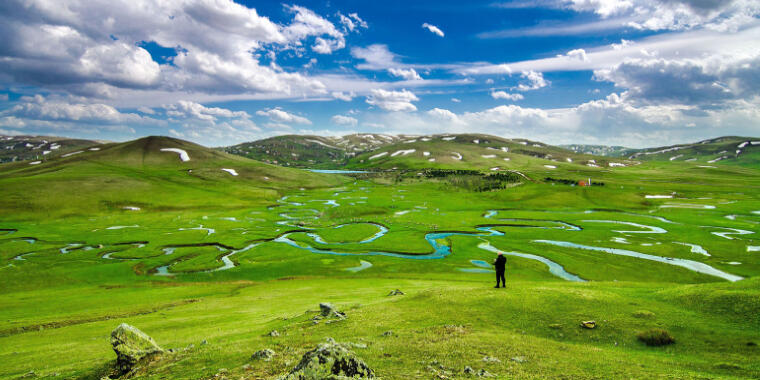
[493,255,506,271]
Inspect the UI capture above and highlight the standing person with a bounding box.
[493,252,506,288]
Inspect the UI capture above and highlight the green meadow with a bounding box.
[1,136,759,379]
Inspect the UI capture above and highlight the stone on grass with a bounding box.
[482,356,500,363]
[110,323,164,373]
[252,349,275,361]
[268,330,280,337]
[279,338,374,379]
[317,303,346,320]
[387,289,405,296]
[510,356,527,363]
[580,320,596,329]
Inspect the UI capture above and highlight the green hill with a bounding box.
[344,134,636,175]
[222,134,402,168]
[625,136,760,167]
[0,136,344,218]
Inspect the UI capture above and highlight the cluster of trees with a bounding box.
[544,177,605,186]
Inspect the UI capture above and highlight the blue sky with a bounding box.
[0,0,759,147]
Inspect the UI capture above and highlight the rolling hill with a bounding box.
[624,136,760,166]
[342,134,637,174]
[0,136,344,218]
[222,134,403,168]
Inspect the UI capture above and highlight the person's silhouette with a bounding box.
[493,252,506,288]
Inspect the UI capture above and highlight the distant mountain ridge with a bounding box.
[0,135,103,163]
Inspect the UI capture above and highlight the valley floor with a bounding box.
[1,163,759,379]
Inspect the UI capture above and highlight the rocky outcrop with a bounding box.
[279,338,374,379]
[110,324,164,374]
[252,348,275,361]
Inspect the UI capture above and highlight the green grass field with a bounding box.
[1,135,759,379]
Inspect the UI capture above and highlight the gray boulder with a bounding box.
[318,303,346,320]
[110,323,164,373]
[279,339,374,379]
[252,348,275,361]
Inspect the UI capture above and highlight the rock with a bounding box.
[318,303,346,320]
[482,356,500,363]
[510,356,526,363]
[200,339,208,345]
[252,348,275,361]
[463,366,474,374]
[580,320,596,329]
[278,338,374,379]
[387,289,405,296]
[476,369,493,377]
[268,330,280,337]
[382,331,394,337]
[110,323,164,374]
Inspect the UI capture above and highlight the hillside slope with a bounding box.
[0,136,344,218]
[625,136,760,166]
[344,134,636,174]
[222,134,402,168]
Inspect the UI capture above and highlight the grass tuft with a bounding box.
[637,328,675,346]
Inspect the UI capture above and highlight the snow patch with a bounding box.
[481,154,496,158]
[441,136,456,141]
[369,152,388,160]
[645,195,673,199]
[544,165,556,169]
[160,148,190,162]
[61,151,83,158]
[391,149,416,157]
[221,168,238,176]
[29,161,41,165]
[123,206,141,211]
[423,151,430,156]
[451,152,462,160]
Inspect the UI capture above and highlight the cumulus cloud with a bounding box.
[339,12,368,32]
[491,90,525,101]
[388,68,423,81]
[351,44,400,70]
[0,0,373,103]
[331,114,358,126]
[366,89,419,112]
[3,95,156,124]
[593,52,760,108]
[165,100,249,121]
[422,23,445,37]
[256,107,312,124]
[517,71,549,91]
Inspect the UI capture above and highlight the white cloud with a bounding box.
[137,106,155,115]
[256,107,312,124]
[366,89,419,112]
[517,71,549,91]
[422,23,445,37]
[388,68,423,81]
[282,5,346,54]
[3,95,156,124]
[491,90,525,101]
[339,12,368,32]
[351,44,400,70]
[564,48,589,62]
[331,114,358,126]
[451,98,462,103]
[331,91,355,101]
[165,100,249,121]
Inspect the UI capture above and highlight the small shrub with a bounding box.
[632,310,655,319]
[637,328,675,346]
